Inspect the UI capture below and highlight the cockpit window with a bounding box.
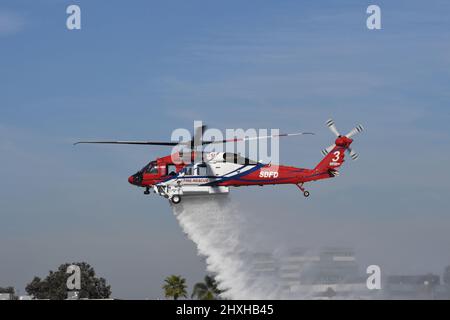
[144,161,158,174]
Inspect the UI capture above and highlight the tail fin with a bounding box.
[312,118,363,176]
[314,146,346,172]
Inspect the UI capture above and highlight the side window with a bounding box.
[185,166,193,175]
[197,165,207,176]
[223,153,238,163]
[166,164,177,176]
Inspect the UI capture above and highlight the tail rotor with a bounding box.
[322,119,364,160]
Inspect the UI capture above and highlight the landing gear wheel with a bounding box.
[144,187,150,195]
[171,195,181,204]
[296,183,310,198]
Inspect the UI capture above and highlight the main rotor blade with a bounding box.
[191,124,207,149]
[326,119,340,137]
[74,140,180,146]
[201,132,314,145]
[345,124,364,138]
[74,128,313,148]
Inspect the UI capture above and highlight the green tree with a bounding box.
[25,262,111,300]
[191,275,222,300]
[162,275,187,300]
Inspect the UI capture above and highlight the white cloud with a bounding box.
[0,10,25,36]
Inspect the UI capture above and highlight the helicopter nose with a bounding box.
[129,172,144,186]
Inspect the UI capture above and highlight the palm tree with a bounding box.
[191,275,222,300]
[162,275,187,300]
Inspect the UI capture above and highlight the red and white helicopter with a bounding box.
[75,119,363,204]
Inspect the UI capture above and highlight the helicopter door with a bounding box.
[180,163,207,177]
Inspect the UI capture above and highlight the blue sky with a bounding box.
[1,0,450,298]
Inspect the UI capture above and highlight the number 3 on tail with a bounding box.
[332,151,340,162]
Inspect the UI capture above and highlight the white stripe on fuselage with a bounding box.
[158,162,257,187]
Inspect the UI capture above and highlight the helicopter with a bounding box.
[74,119,363,204]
